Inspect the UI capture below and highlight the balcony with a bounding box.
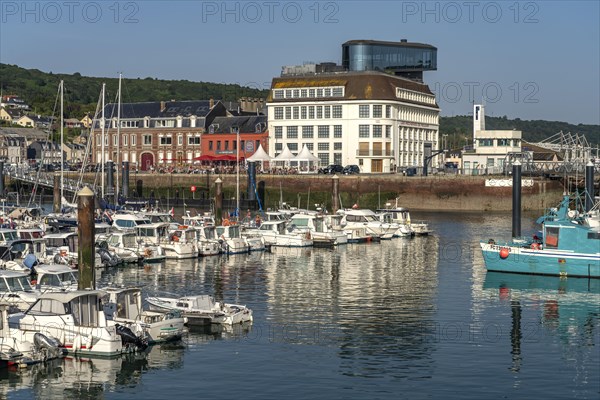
[356,149,394,157]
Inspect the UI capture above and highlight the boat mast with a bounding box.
[115,73,122,206]
[101,83,105,199]
[60,80,64,208]
[236,127,240,220]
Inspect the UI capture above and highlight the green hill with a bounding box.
[0,63,269,118]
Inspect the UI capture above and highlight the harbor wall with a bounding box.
[122,174,565,212]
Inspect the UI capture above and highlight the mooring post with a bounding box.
[585,160,595,212]
[215,178,223,225]
[122,161,130,199]
[106,160,114,199]
[53,173,60,213]
[512,161,522,238]
[77,186,95,290]
[332,174,340,213]
[247,162,256,202]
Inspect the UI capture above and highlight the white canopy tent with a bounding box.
[293,145,320,173]
[246,144,272,171]
[273,145,296,167]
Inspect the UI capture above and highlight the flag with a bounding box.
[169,207,175,217]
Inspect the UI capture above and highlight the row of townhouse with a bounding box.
[0,128,87,165]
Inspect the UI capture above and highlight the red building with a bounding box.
[200,115,269,162]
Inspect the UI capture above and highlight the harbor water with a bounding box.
[1,211,598,399]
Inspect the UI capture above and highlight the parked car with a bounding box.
[343,165,360,175]
[318,164,344,174]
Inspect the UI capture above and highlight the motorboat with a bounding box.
[337,208,396,240]
[481,195,600,278]
[101,286,184,343]
[0,303,66,368]
[0,269,40,311]
[32,263,78,292]
[216,224,250,254]
[288,213,348,246]
[146,294,253,326]
[8,290,147,357]
[136,222,196,259]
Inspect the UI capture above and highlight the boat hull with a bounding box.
[480,242,600,278]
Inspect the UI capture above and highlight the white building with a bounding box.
[266,71,440,173]
[462,104,523,174]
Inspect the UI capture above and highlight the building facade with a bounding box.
[92,100,266,171]
[462,104,523,174]
[267,71,439,173]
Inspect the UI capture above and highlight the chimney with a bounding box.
[209,98,214,108]
[160,101,166,112]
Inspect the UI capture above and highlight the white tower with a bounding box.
[473,104,485,146]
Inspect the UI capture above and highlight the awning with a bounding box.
[193,155,216,161]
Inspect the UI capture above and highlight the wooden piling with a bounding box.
[77,187,95,290]
[215,178,223,225]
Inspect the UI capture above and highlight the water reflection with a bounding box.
[0,342,184,399]
[483,272,600,385]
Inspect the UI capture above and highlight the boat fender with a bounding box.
[499,248,510,259]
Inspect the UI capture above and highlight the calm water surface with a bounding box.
[1,212,598,399]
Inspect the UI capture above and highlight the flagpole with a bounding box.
[236,127,240,221]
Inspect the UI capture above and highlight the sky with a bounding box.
[1,0,599,125]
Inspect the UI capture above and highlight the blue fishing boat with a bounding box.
[480,195,600,278]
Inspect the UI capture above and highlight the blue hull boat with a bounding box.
[480,196,600,279]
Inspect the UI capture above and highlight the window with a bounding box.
[385,105,392,118]
[300,89,307,97]
[216,141,221,150]
[324,88,331,97]
[188,136,200,145]
[373,105,382,118]
[285,107,291,119]
[293,107,299,119]
[318,153,329,165]
[225,141,229,151]
[359,105,370,118]
[178,135,183,145]
[156,120,175,128]
[332,105,342,118]
[288,143,298,151]
[273,89,284,99]
[301,106,307,119]
[318,126,329,138]
[333,153,342,164]
[332,87,343,97]
[385,125,391,138]
[293,89,299,98]
[275,143,283,151]
[209,124,219,133]
[143,135,152,145]
[121,120,138,128]
[113,134,118,146]
[309,89,315,97]
[274,107,284,119]
[303,143,314,151]
[478,139,493,147]
[285,89,292,98]
[497,138,511,146]
[302,126,314,138]
[308,106,315,119]
[317,143,329,151]
[274,126,283,138]
[359,125,370,138]
[131,134,136,146]
[160,136,172,145]
[316,106,323,119]
[545,227,559,248]
[373,125,382,138]
[123,135,128,146]
[209,141,213,151]
[334,142,342,150]
[324,106,331,119]
[333,125,342,138]
[287,126,298,138]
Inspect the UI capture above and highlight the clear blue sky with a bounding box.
[1,0,599,125]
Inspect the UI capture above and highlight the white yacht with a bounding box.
[289,213,348,246]
[8,290,147,357]
[136,222,196,259]
[216,225,250,254]
[101,286,184,344]
[0,269,40,311]
[146,294,253,326]
[338,208,396,240]
[255,220,313,247]
[33,264,78,292]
